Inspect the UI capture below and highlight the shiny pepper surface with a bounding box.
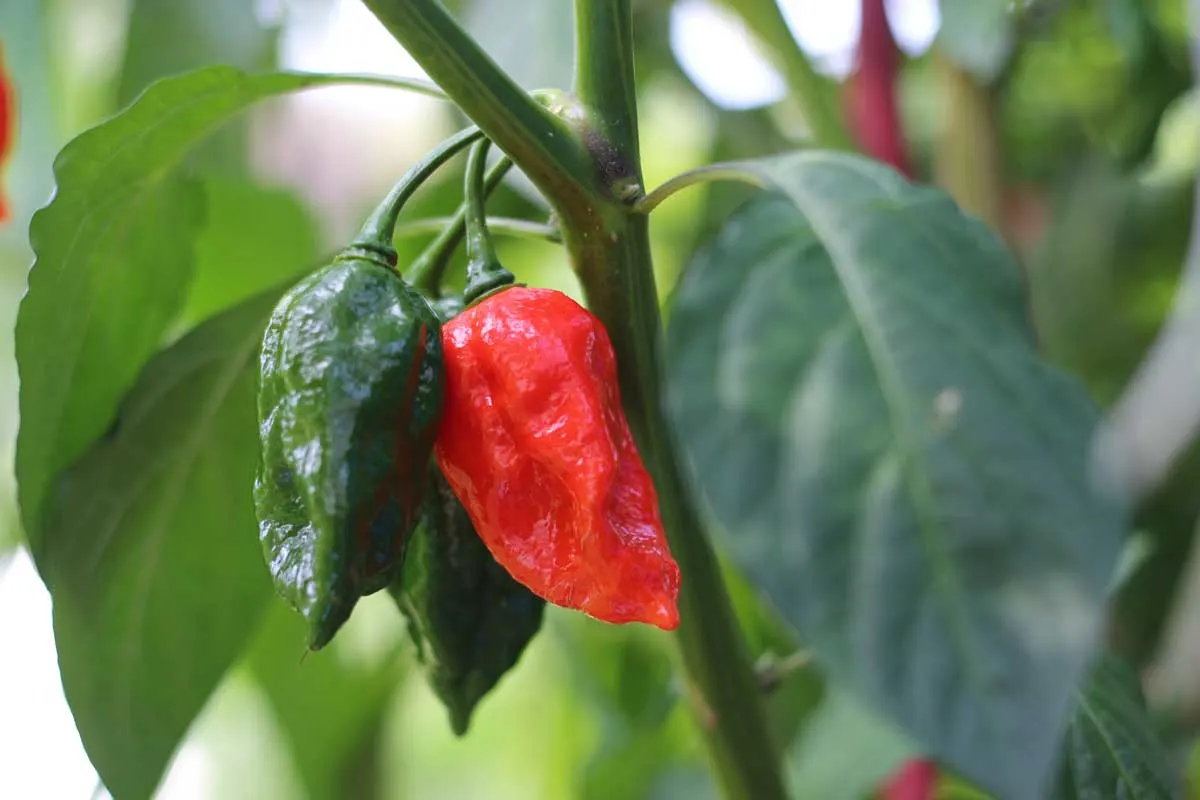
[256,258,444,649]
[435,286,680,630]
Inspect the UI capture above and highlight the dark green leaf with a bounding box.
[16,65,440,560]
[44,287,285,800]
[1053,654,1179,799]
[247,598,406,800]
[256,260,445,650]
[390,467,544,735]
[183,178,321,326]
[936,0,1016,82]
[664,152,1125,800]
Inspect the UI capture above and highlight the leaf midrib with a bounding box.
[768,159,985,702]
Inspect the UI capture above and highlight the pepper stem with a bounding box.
[406,155,515,296]
[338,126,484,268]
[461,138,515,305]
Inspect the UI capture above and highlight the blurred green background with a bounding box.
[1,0,1198,798]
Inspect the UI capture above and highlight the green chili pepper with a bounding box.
[254,128,481,650]
[390,464,546,735]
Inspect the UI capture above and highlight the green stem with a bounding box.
[348,126,483,261]
[365,1,788,795]
[462,139,515,304]
[636,164,768,214]
[571,3,788,799]
[406,156,515,295]
[361,0,599,208]
[394,216,560,244]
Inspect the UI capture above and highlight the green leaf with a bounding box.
[118,0,276,107]
[43,287,285,800]
[664,152,1125,800]
[183,178,321,327]
[16,65,440,560]
[117,0,279,169]
[247,598,406,800]
[936,0,1016,83]
[1053,654,1179,799]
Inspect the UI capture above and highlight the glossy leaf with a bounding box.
[247,598,406,800]
[256,260,444,650]
[1053,654,1178,799]
[664,152,1125,799]
[15,65,439,561]
[42,287,284,800]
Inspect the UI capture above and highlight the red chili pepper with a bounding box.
[879,758,938,800]
[0,46,15,223]
[434,286,681,630]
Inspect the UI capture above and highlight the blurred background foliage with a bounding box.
[1,0,1198,798]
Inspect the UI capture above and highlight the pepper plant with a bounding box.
[8,1,1199,799]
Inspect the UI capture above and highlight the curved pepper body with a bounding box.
[256,258,444,649]
[391,466,545,735]
[435,286,680,630]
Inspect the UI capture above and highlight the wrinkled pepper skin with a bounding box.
[256,258,444,649]
[435,286,680,630]
[390,466,545,735]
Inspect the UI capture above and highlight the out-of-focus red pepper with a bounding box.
[848,0,911,177]
[879,758,938,800]
[0,45,15,223]
[434,286,681,631]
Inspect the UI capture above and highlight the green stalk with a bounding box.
[571,3,788,799]
[393,216,560,244]
[461,139,515,304]
[361,0,599,209]
[406,156,515,295]
[345,126,483,263]
[363,1,788,795]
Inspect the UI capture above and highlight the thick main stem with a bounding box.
[361,0,596,210]
[361,1,787,795]
[573,3,788,799]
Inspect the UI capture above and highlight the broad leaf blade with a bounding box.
[1054,654,1178,799]
[16,66,436,557]
[247,598,406,800]
[665,152,1125,799]
[44,287,283,800]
